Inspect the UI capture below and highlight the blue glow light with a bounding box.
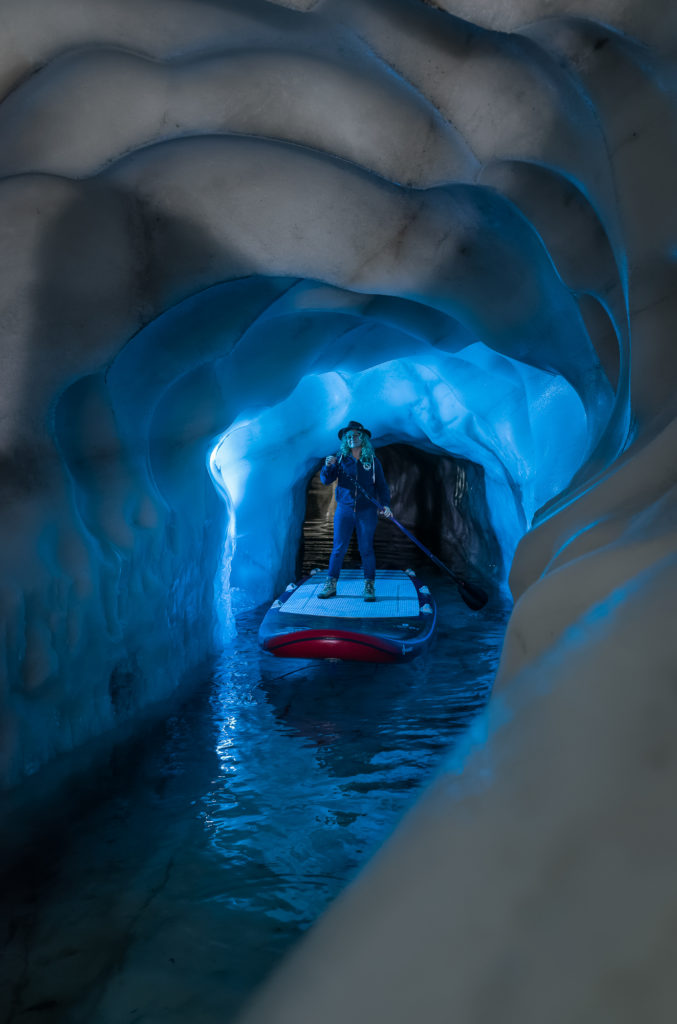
[209,351,589,610]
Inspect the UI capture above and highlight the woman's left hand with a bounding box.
[380,506,393,518]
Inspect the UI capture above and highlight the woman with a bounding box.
[318,420,392,602]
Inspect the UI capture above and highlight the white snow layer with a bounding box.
[1,0,676,1020]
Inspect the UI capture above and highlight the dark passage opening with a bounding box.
[297,443,502,585]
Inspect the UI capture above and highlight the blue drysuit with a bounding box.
[320,454,391,580]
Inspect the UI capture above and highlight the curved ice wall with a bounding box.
[209,355,588,609]
[1,0,677,1016]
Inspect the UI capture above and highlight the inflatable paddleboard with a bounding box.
[258,569,436,663]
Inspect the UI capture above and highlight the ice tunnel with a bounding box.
[2,0,677,1020]
[208,351,590,610]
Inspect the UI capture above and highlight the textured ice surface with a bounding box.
[209,357,587,607]
[1,0,677,1020]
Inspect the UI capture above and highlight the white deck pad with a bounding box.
[280,570,420,619]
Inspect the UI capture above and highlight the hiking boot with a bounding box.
[318,577,337,599]
[363,579,375,602]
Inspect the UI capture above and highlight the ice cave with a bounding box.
[2,0,677,1020]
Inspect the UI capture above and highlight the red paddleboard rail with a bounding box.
[262,628,403,663]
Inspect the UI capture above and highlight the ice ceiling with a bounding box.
[2,0,677,1017]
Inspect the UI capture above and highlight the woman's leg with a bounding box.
[355,508,378,580]
[328,506,355,579]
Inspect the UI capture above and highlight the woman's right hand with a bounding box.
[325,455,337,466]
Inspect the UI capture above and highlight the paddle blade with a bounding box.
[457,579,489,611]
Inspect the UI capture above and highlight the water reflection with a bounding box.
[2,575,509,1024]
[200,573,510,948]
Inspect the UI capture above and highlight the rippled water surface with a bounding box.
[2,570,510,1024]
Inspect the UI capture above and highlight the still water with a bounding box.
[2,559,510,1023]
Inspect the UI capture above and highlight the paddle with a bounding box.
[383,513,488,611]
[333,459,489,611]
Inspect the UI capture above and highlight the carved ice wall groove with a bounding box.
[0,46,476,185]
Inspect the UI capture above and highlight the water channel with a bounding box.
[2,517,510,1023]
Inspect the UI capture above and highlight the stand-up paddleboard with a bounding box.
[258,569,436,663]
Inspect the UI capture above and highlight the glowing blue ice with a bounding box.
[209,350,588,609]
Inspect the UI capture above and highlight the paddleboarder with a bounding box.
[319,420,392,602]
